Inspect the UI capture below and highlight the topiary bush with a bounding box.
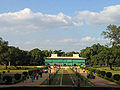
[90,68,96,73]
[100,71,106,76]
[22,72,28,77]
[113,74,120,81]
[3,75,12,84]
[106,72,112,78]
[95,69,101,74]
[14,73,21,80]
[2,71,5,74]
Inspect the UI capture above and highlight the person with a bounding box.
[39,70,42,78]
[36,73,39,80]
[90,72,92,79]
[33,73,36,79]
[72,83,75,87]
[22,74,25,83]
[50,68,51,73]
[83,69,85,72]
[87,72,89,79]
[77,79,80,87]
[28,76,31,83]
[0,72,2,80]
[94,73,96,79]
[31,75,34,82]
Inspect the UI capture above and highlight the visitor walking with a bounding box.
[50,69,51,73]
[77,79,80,87]
[36,73,39,80]
[39,70,42,78]
[94,73,96,79]
[28,76,32,83]
[0,72,2,80]
[33,72,36,79]
[22,74,25,83]
[83,69,85,72]
[87,72,89,79]
[31,75,34,82]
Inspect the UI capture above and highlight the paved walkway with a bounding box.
[77,68,120,87]
[0,73,49,87]
[0,69,56,88]
[1,67,120,88]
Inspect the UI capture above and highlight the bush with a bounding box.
[7,70,10,73]
[116,80,120,85]
[113,74,120,81]
[100,71,106,76]
[90,68,96,73]
[14,73,21,80]
[28,71,33,76]
[106,72,112,78]
[2,71,5,74]
[22,72,28,77]
[3,75,12,84]
[95,69,101,74]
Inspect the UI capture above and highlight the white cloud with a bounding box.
[57,38,77,43]
[76,5,120,25]
[0,8,83,33]
[11,36,109,51]
[80,36,108,42]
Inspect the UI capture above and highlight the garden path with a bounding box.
[78,68,120,87]
[0,68,55,87]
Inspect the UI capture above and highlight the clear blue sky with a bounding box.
[0,0,120,52]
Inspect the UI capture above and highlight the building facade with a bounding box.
[45,54,86,66]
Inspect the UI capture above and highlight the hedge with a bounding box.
[106,72,112,78]
[113,74,120,81]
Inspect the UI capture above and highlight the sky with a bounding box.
[0,0,120,52]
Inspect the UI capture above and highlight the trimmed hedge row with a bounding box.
[80,66,120,85]
[0,67,48,85]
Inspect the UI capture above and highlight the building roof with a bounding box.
[46,57,86,60]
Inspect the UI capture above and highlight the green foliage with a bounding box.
[14,73,21,80]
[3,75,12,84]
[106,72,112,78]
[113,74,120,81]
[100,71,106,76]
[102,24,120,46]
[95,69,101,74]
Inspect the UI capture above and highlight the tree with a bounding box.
[102,24,120,46]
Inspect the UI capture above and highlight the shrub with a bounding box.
[14,73,21,80]
[95,69,101,74]
[116,80,120,85]
[3,75,12,84]
[7,70,10,73]
[106,72,112,78]
[100,71,106,76]
[113,74,120,81]
[28,71,33,76]
[22,72,28,77]
[90,68,96,73]
[2,71,5,74]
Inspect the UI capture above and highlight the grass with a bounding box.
[0,65,47,74]
[93,67,120,75]
[0,70,29,74]
[0,65,46,70]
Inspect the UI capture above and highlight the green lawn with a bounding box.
[93,67,120,75]
[0,70,29,74]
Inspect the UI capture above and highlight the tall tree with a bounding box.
[102,24,120,46]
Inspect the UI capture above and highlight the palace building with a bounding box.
[45,54,86,66]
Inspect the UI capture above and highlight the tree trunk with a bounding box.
[109,63,114,70]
